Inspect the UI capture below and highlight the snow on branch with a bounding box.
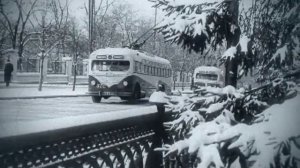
[270,45,288,64]
[221,46,237,60]
[239,35,250,53]
[159,77,299,167]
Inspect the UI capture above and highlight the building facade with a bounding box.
[0,50,89,84]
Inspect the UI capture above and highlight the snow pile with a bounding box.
[149,91,169,104]
[158,77,299,167]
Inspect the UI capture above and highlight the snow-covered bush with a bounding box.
[158,77,299,168]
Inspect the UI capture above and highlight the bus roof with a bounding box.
[90,48,136,56]
[90,47,171,66]
[194,66,222,73]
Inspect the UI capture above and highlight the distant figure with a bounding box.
[4,59,14,87]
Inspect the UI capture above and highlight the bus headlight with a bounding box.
[123,81,128,86]
[91,80,96,86]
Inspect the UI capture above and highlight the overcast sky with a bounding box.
[69,0,158,27]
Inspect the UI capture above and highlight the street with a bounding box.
[0,97,151,124]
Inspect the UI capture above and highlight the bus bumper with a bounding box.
[88,90,132,97]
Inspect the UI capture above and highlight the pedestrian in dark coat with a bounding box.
[4,59,13,87]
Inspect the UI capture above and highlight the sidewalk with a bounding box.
[0,83,89,100]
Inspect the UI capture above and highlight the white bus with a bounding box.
[88,48,172,103]
[193,66,224,88]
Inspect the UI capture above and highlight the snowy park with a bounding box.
[0,0,300,167]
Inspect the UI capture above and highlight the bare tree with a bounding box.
[49,0,70,59]
[31,1,69,91]
[0,0,38,69]
[68,18,85,91]
[83,0,116,49]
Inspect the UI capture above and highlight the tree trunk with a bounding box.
[173,79,176,90]
[38,20,46,92]
[18,43,24,71]
[38,56,44,91]
[190,71,194,90]
[225,57,238,87]
[12,35,17,49]
[224,0,240,87]
[72,64,77,91]
[182,72,185,91]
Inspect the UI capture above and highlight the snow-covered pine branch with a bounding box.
[159,76,299,167]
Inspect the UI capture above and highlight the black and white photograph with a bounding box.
[0,0,300,167]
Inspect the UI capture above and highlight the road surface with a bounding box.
[0,97,151,124]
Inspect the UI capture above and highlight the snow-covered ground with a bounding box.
[0,84,194,98]
[0,84,88,98]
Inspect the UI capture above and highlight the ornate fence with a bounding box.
[0,108,171,168]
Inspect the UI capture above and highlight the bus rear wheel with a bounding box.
[92,96,102,103]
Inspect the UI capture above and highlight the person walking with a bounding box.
[4,59,14,87]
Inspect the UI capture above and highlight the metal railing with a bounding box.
[0,107,170,168]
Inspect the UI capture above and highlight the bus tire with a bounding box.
[92,96,102,103]
[120,96,129,100]
[132,84,141,100]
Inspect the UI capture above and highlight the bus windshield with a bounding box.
[92,60,130,72]
[196,73,218,81]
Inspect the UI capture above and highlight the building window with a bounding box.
[18,58,40,73]
[47,61,66,74]
[0,56,5,71]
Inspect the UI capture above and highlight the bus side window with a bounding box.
[151,67,154,75]
[152,66,154,76]
[152,67,155,76]
[134,61,137,72]
[139,62,142,73]
[166,69,169,77]
[159,68,161,77]
[166,69,168,77]
[141,63,144,73]
[165,69,167,77]
[146,66,149,74]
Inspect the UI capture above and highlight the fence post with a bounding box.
[148,89,169,168]
[62,56,72,83]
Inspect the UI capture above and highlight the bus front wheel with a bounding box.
[92,96,102,103]
[132,84,141,100]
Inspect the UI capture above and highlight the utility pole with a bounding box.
[89,0,95,54]
[153,6,157,51]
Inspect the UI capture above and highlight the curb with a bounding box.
[0,94,91,100]
[0,85,88,89]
